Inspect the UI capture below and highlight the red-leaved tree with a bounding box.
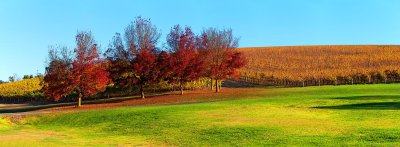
[43,31,110,107]
[106,17,169,99]
[199,28,246,92]
[167,25,204,95]
[70,32,110,107]
[104,33,134,87]
[42,46,73,101]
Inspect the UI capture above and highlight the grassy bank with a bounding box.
[1,84,400,146]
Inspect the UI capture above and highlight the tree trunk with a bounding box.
[140,84,145,99]
[210,78,214,91]
[215,79,219,93]
[180,82,184,95]
[218,80,221,91]
[77,93,82,107]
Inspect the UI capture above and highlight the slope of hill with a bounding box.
[0,78,43,102]
[238,45,400,86]
[1,84,400,146]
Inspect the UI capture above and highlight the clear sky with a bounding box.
[0,0,399,81]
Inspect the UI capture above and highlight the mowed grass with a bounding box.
[1,84,400,146]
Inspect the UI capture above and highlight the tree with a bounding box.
[23,75,33,79]
[126,16,162,99]
[8,74,19,82]
[8,76,15,82]
[105,33,136,88]
[199,28,246,92]
[35,73,44,78]
[106,16,165,99]
[42,46,73,101]
[43,31,110,107]
[70,31,110,107]
[167,25,204,95]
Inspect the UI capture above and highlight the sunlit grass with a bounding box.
[0,117,11,131]
[1,84,400,146]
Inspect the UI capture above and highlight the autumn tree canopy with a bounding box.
[105,17,169,99]
[43,31,110,107]
[42,46,73,101]
[199,28,246,92]
[44,17,247,104]
[167,25,205,95]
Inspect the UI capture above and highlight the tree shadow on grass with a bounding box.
[332,95,400,100]
[0,93,174,114]
[314,102,400,110]
[314,95,400,110]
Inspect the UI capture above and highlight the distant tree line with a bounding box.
[2,73,43,83]
[42,16,246,107]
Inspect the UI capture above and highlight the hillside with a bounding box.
[1,84,400,146]
[238,45,400,86]
[0,78,43,102]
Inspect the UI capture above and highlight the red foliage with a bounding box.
[131,48,172,98]
[167,25,205,94]
[105,17,166,99]
[71,43,110,99]
[222,51,247,79]
[43,32,110,104]
[43,60,72,101]
[154,51,173,81]
[199,28,246,92]
[132,48,158,84]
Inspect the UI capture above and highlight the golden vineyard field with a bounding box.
[0,77,43,102]
[238,45,400,86]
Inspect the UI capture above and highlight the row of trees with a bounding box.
[42,17,245,107]
[241,69,400,87]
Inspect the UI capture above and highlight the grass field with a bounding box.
[1,84,400,146]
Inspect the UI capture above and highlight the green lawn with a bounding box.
[1,84,400,146]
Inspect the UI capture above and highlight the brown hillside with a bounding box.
[237,45,400,86]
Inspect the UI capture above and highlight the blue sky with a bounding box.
[0,0,399,81]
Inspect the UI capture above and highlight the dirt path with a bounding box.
[1,88,260,117]
[37,88,258,111]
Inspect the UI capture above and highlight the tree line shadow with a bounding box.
[0,93,177,114]
[314,95,400,110]
[331,95,400,100]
